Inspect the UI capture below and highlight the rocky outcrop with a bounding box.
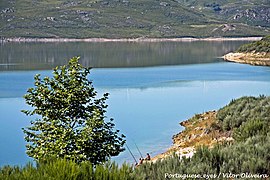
[223,52,270,66]
[222,6,270,27]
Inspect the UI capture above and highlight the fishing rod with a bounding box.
[126,144,138,164]
[132,139,143,159]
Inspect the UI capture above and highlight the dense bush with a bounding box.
[0,159,134,180]
[233,119,269,141]
[217,96,270,131]
[134,136,270,179]
[237,35,270,53]
[221,133,270,174]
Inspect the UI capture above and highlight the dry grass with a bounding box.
[152,110,233,162]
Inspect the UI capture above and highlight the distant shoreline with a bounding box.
[1,37,262,43]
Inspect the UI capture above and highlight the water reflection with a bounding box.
[1,40,267,166]
[0,41,250,70]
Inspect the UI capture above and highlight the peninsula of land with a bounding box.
[151,95,270,173]
[223,35,270,66]
[223,52,270,66]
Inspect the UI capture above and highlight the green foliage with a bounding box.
[22,57,125,164]
[237,35,270,53]
[233,119,269,141]
[217,96,270,131]
[220,134,270,174]
[0,159,134,180]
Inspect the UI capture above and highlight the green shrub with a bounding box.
[217,96,270,131]
[0,159,134,180]
[233,119,269,141]
[237,35,270,53]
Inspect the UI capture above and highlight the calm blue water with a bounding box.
[0,41,270,166]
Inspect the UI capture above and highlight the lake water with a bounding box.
[0,41,270,166]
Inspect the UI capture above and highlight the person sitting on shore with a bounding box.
[139,158,144,164]
[136,158,144,167]
[145,153,151,161]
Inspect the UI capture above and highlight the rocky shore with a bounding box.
[151,111,233,162]
[223,52,270,66]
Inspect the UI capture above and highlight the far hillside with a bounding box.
[0,0,270,38]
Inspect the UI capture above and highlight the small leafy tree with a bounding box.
[22,57,125,165]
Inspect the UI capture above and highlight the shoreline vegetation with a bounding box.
[1,96,269,179]
[223,35,270,66]
[0,37,262,43]
[147,95,270,176]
